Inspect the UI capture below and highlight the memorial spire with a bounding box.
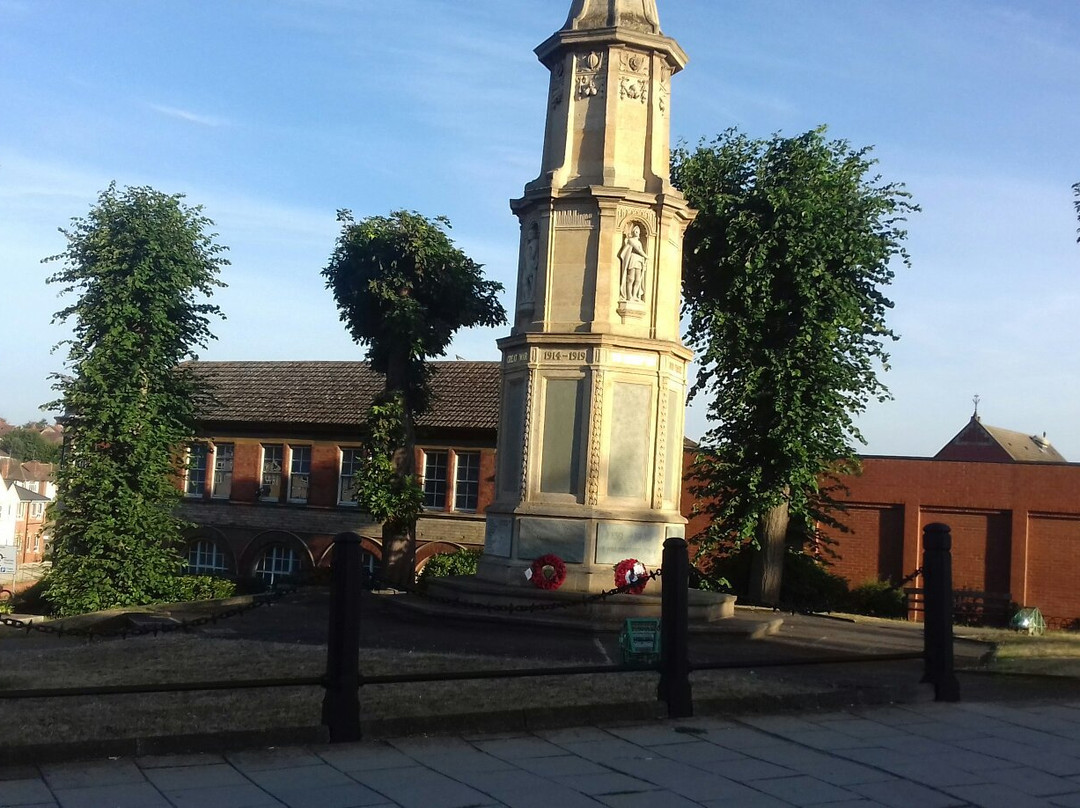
[476,0,697,596]
[562,0,662,34]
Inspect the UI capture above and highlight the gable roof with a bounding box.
[935,415,1066,463]
[10,484,50,503]
[187,361,502,431]
[0,456,56,484]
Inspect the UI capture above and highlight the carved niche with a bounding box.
[519,221,540,310]
[617,221,650,306]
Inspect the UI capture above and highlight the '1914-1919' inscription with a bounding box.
[543,350,586,362]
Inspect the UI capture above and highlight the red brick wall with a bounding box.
[920,510,1010,592]
[828,505,904,585]
[232,442,262,502]
[824,457,1080,621]
[309,444,340,508]
[1026,517,1080,623]
[478,449,497,514]
[184,430,498,576]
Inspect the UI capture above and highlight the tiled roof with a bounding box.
[983,423,1066,463]
[0,458,55,484]
[187,361,502,431]
[935,415,1067,463]
[11,484,50,503]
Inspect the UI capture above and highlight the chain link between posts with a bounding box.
[897,567,924,587]
[0,586,298,639]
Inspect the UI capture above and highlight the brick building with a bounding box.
[823,416,1080,625]
[181,361,500,583]
[184,363,1080,624]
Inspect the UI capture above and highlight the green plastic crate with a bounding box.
[619,617,661,666]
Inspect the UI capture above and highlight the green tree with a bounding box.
[673,127,916,605]
[44,184,227,615]
[1073,182,1079,241]
[0,427,60,463]
[322,210,506,587]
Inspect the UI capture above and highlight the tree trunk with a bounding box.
[381,523,416,589]
[380,367,418,589]
[747,501,790,606]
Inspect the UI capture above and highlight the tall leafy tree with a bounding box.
[673,127,916,605]
[45,184,227,615]
[322,210,506,587]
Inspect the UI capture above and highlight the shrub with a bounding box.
[846,579,906,618]
[418,549,479,586]
[697,545,849,612]
[160,575,237,603]
[780,552,849,613]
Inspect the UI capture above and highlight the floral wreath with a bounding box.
[614,558,650,595]
[526,554,567,590]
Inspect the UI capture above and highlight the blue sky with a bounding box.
[1,0,1078,458]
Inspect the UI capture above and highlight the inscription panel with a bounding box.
[518,518,587,564]
[540,378,584,496]
[596,522,664,566]
[610,350,658,369]
[541,349,587,363]
[607,382,653,499]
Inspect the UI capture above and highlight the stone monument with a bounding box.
[478,0,696,593]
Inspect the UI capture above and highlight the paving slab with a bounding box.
[11,700,1080,807]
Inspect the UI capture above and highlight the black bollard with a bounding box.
[922,523,960,702]
[658,536,693,718]
[322,531,364,741]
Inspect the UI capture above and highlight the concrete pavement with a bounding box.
[7,700,1080,807]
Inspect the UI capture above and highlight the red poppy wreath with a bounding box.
[614,558,650,595]
[527,554,567,590]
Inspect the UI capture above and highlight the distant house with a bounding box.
[181,361,500,582]
[37,422,65,446]
[0,454,55,565]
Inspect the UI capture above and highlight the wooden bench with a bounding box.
[903,588,1014,628]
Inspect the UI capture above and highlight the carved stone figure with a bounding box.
[618,224,648,303]
[521,222,539,304]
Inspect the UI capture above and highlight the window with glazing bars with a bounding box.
[454,451,481,511]
[423,450,449,509]
[186,444,208,497]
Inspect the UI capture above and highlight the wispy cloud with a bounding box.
[148,104,228,128]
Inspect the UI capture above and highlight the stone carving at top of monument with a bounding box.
[618,224,649,304]
[563,0,661,35]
